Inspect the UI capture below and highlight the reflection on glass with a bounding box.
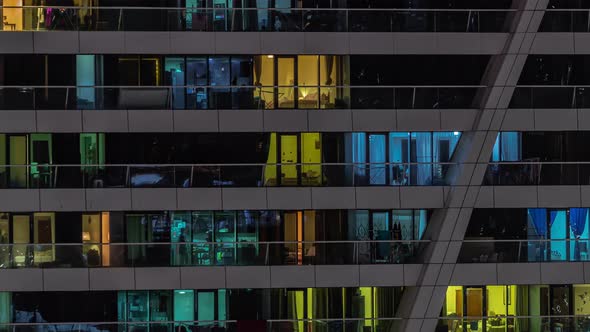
[82,213,101,267]
[277,57,296,109]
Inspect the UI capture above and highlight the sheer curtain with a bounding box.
[412,132,432,185]
[351,133,366,176]
[369,134,386,185]
[492,132,521,161]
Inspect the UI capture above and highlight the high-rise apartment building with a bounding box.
[0,0,587,331]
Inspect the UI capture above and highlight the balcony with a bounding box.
[0,7,512,32]
[0,163,455,189]
[0,86,482,111]
[0,240,427,269]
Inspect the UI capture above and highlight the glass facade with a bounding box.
[0,209,429,268]
[0,132,461,188]
[2,1,586,330]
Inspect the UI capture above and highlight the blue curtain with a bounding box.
[529,208,547,237]
[570,208,588,261]
[528,208,558,237]
[570,208,588,237]
[500,132,521,161]
[352,133,366,177]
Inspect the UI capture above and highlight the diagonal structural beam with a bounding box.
[395,1,549,331]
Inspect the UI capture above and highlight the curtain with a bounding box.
[570,208,588,260]
[369,134,386,185]
[324,55,334,85]
[352,133,366,177]
[570,208,588,237]
[412,133,432,185]
[528,208,558,237]
[500,132,521,161]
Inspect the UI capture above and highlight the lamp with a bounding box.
[82,232,91,241]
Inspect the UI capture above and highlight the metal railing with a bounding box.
[0,240,429,268]
[0,6,514,32]
[3,161,590,188]
[1,316,590,332]
[0,162,457,188]
[4,238,590,268]
[0,85,483,110]
[439,315,590,332]
[0,319,404,332]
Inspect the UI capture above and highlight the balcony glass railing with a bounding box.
[0,240,428,268]
[0,319,403,332]
[541,9,590,32]
[0,7,512,32]
[458,238,590,263]
[3,316,590,332]
[510,86,590,109]
[0,162,455,188]
[0,86,482,110]
[439,315,590,332]
[484,162,590,185]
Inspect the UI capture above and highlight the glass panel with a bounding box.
[466,287,484,331]
[287,290,305,331]
[0,134,5,187]
[411,132,433,185]
[9,136,27,188]
[140,58,161,86]
[197,292,215,322]
[236,211,258,265]
[76,55,96,109]
[253,55,275,109]
[486,286,508,321]
[552,286,570,329]
[0,292,11,329]
[0,214,8,268]
[215,211,236,265]
[277,57,295,109]
[186,57,208,109]
[303,211,316,264]
[550,210,568,261]
[33,212,54,265]
[208,57,231,109]
[82,213,101,267]
[280,134,299,186]
[149,290,172,322]
[446,286,464,317]
[174,290,195,322]
[570,208,589,262]
[389,132,409,185]
[30,134,52,188]
[231,56,254,109]
[298,55,319,109]
[301,133,321,186]
[127,291,149,322]
[574,285,590,315]
[191,211,214,266]
[12,215,30,267]
[171,212,191,266]
[283,212,299,265]
[372,211,390,262]
[351,210,370,263]
[2,0,23,31]
[369,134,386,185]
[165,57,186,110]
